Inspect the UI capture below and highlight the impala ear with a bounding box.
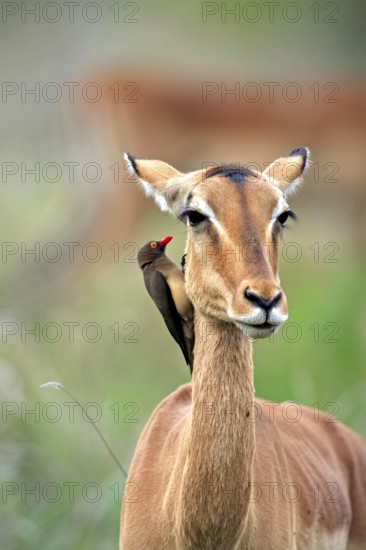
[124,153,183,213]
[263,147,309,197]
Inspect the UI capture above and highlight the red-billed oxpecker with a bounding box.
[137,236,194,372]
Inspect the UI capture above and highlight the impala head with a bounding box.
[125,148,309,339]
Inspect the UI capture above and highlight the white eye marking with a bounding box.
[271,197,288,220]
[268,197,289,233]
[188,198,226,235]
[264,196,288,245]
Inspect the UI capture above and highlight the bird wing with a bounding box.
[145,269,191,368]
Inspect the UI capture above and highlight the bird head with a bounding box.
[137,236,173,269]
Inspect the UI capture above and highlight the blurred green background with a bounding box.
[1,1,366,548]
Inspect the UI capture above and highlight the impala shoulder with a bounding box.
[158,382,192,417]
[139,384,192,439]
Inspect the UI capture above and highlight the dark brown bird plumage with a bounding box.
[137,236,194,372]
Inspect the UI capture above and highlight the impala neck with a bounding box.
[174,310,255,547]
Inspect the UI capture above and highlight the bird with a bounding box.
[137,236,194,372]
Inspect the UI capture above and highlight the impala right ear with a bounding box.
[263,147,309,197]
[124,153,183,213]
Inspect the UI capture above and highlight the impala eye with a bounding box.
[277,210,296,227]
[184,210,208,227]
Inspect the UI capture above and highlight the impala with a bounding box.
[120,148,366,549]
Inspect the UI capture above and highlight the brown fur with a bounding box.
[120,150,366,549]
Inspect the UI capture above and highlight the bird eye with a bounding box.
[277,210,296,227]
[184,210,208,227]
[150,242,157,248]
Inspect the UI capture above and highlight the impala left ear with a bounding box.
[124,153,184,213]
[263,147,309,197]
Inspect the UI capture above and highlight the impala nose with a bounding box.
[244,289,282,311]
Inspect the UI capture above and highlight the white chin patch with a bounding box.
[229,308,288,326]
[228,307,287,341]
[235,323,279,341]
[268,309,288,324]
[231,308,267,325]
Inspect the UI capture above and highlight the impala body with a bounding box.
[120,149,366,550]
